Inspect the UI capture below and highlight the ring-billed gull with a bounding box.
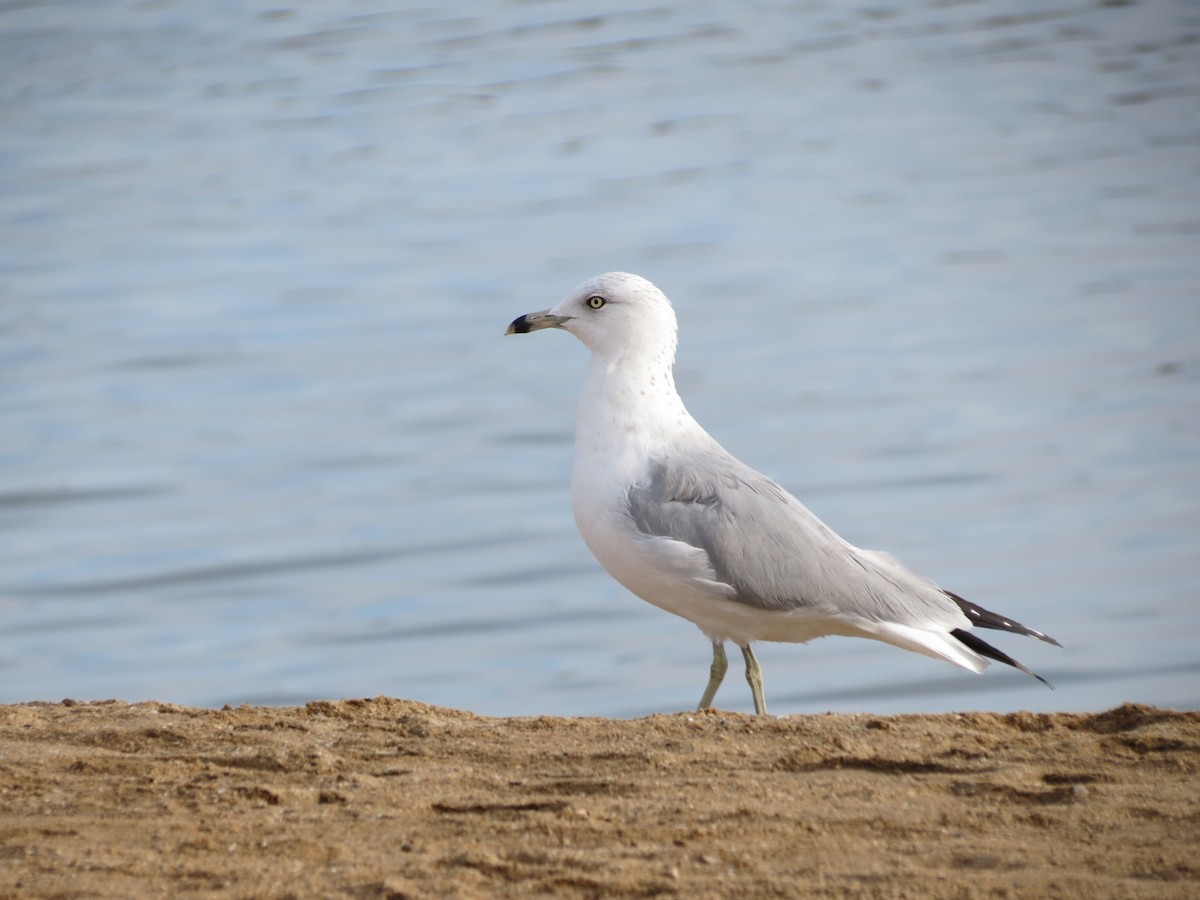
[506,272,1060,715]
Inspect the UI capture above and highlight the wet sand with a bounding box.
[1,699,1196,897]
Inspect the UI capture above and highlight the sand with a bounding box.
[0,699,1196,898]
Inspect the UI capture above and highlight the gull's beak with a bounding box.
[505,310,571,335]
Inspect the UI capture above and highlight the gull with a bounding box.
[506,272,1060,715]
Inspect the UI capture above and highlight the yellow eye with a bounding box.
[586,295,606,310]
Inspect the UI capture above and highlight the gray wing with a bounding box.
[625,444,966,630]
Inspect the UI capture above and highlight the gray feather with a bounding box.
[625,447,964,629]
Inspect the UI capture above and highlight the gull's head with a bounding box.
[505,272,678,359]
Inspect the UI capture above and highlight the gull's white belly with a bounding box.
[570,478,860,647]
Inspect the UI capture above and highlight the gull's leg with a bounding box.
[697,641,728,710]
[741,644,768,716]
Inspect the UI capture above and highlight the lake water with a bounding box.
[2,0,1198,717]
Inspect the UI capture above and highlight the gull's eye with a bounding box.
[586,295,606,310]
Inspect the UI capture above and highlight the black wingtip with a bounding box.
[945,590,1061,647]
[952,628,1055,689]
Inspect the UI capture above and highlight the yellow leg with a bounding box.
[741,644,768,716]
[697,641,727,710]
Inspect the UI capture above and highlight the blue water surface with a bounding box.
[1,0,1197,716]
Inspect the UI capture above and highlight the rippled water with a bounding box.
[2,0,1198,716]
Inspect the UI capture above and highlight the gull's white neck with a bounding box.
[574,344,696,465]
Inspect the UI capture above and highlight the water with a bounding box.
[2,0,1197,717]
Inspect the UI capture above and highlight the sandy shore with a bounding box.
[0,699,1196,897]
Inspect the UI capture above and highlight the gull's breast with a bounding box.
[570,453,763,640]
